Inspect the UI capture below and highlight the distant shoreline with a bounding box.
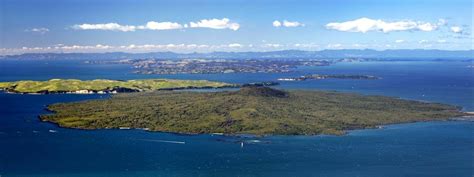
[277,74,380,81]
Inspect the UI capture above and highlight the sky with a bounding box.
[0,0,472,54]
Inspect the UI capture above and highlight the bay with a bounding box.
[0,59,472,177]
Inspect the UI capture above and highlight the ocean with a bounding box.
[0,59,472,177]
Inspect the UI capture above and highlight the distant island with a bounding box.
[40,86,465,135]
[0,79,235,94]
[89,58,333,74]
[3,49,473,60]
[278,74,380,81]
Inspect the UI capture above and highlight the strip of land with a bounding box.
[0,79,235,94]
[278,74,380,81]
[96,58,333,74]
[40,86,465,135]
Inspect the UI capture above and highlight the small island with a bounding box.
[278,74,380,81]
[40,86,465,135]
[0,79,235,94]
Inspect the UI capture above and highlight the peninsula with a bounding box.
[0,79,235,94]
[278,74,380,81]
[88,58,333,74]
[40,86,465,135]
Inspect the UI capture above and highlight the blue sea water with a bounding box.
[0,60,472,177]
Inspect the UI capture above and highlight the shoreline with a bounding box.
[39,115,473,137]
[0,81,279,95]
[0,85,238,95]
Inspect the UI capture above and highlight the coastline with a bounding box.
[39,111,472,137]
[1,85,239,95]
[0,81,279,95]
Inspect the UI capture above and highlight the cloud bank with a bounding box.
[1,43,252,55]
[72,23,137,32]
[325,17,442,33]
[72,18,240,31]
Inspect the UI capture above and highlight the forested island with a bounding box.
[0,79,234,94]
[40,86,465,135]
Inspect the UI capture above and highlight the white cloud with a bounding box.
[228,43,242,48]
[450,26,463,33]
[189,18,240,31]
[416,23,437,31]
[272,20,282,27]
[140,21,183,30]
[73,21,183,31]
[395,39,405,43]
[25,27,50,34]
[325,17,441,33]
[352,44,361,47]
[293,43,319,48]
[352,43,368,48]
[72,23,137,32]
[73,18,240,32]
[282,20,304,27]
[273,20,304,27]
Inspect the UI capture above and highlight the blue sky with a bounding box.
[0,0,472,54]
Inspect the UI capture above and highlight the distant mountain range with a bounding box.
[2,49,473,60]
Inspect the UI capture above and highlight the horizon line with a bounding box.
[2,48,473,57]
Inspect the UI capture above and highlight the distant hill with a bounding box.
[2,49,473,60]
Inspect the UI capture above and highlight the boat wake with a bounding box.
[136,139,186,144]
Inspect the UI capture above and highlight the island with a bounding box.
[40,86,465,135]
[0,79,235,94]
[278,74,380,81]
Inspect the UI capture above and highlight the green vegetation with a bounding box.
[40,87,465,135]
[0,79,234,93]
